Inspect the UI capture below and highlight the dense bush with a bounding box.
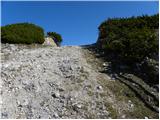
[47,32,63,46]
[1,23,45,44]
[98,14,159,63]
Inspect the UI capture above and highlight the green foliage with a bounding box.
[47,32,63,46]
[98,14,159,63]
[1,23,45,44]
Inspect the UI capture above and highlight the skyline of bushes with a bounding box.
[1,23,45,44]
[98,14,159,63]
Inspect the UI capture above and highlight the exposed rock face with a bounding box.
[0,44,158,119]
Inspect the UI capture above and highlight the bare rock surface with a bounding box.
[0,44,158,119]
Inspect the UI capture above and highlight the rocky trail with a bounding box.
[0,44,159,119]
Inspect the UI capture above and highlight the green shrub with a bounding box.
[1,23,45,44]
[47,32,63,46]
[98,14,159,63]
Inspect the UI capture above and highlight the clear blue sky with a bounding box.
[1,1,159,46]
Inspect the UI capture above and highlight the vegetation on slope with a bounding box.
[97,14,159,63]
[1,23,45,44]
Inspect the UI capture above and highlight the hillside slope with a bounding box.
[1,44,158,119]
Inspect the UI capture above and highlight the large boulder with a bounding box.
[43,37,57,46]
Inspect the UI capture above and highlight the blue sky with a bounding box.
[1,1,159,45]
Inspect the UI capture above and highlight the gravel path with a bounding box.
[0,44,158,119]
[1,44,113,119]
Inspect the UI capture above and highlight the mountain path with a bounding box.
[0,44,158,118]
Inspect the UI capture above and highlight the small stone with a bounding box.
[52,92,60,98]
[145,116,149,119]
[103,63,107,67]
[69,97,74,101]
[97,85,103,90]
[1,112,8,118]
[132,83,136,86]
[18,104,23,108]
[54,112,59,118]
[121,115,126,118]
[58,88,64,92]
[73,103,82,111]
[107,76,111,80]
[17,100,21,105]
[130,104,134,108]
[111,77,115,80]
[3,64,9,68]
[59,99,64,103]
[76,104,82,109]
